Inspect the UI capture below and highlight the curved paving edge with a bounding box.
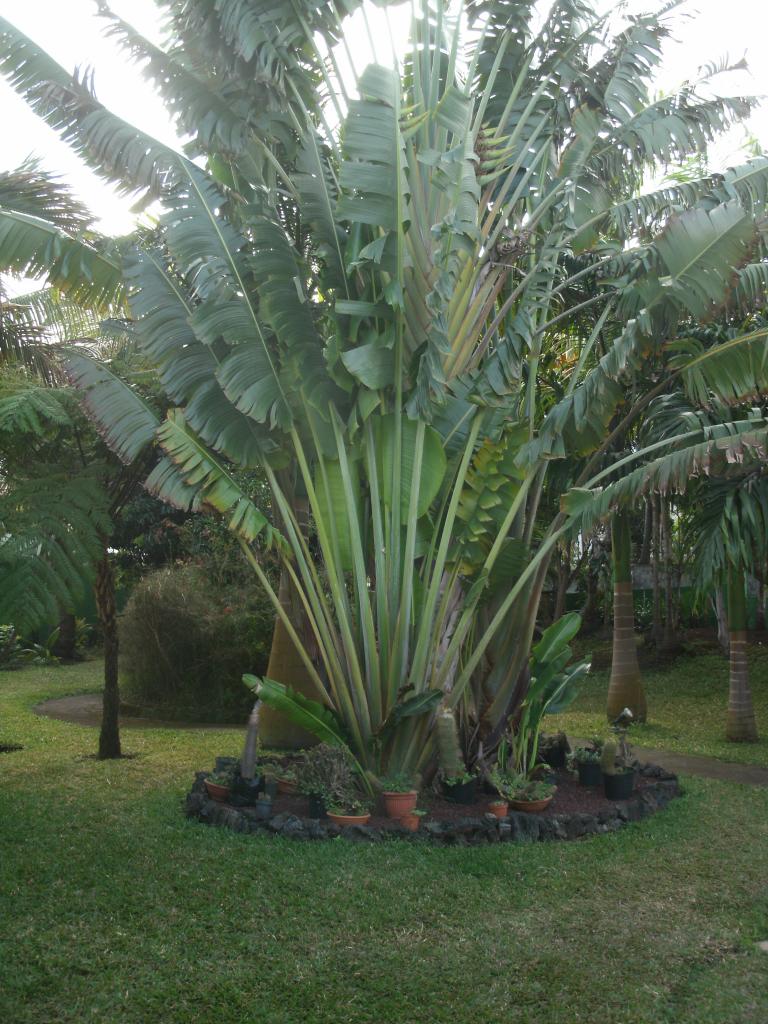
[184,765,682,845]
[569,735,768,787]
[34,693,241,731]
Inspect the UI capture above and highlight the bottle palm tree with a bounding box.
[3,2,768,776]
[606,511,647,721]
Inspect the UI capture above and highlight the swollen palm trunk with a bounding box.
[259,570,318,749]
[726,565,758,742]
[607,513,647,722]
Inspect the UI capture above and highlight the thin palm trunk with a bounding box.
[607,511,647,721]
[95,549,121,759]
[651,495,663,643]
[662,497,675,648]
[726,563,758,742]
[553,539,571,621]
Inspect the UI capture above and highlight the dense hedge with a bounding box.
[119,565,273,722]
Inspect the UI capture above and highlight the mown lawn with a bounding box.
[1,661,768,1024]
[549,639,768,766]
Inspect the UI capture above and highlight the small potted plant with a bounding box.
[204,770,233,803]
[487,766,514,817]
[326,798,372,827]
[380,772,418,819]
[572,739,603,787]
[507,773,557,813]
[297,744,354,820]
[253,791,273,820]
[437,711,479,804]
[399,808,427,832]
[443,769,479,804]
[601,739,635,800]
[276,767,298,795]
[487,798,509,819]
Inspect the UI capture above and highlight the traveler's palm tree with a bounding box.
[4,0,768,776]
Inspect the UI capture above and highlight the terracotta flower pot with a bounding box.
[277,777,298,795]
[509,794,554,813]
[204,780,230,803]
[399,812,421,832]
[488,800,509,819]
[382,790,418,818]
[327,811,371,827]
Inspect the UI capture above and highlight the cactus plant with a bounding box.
[600,739,618,776]
[436,710,465,781]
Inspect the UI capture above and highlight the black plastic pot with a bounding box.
[253,798,273,820]
[443,778,478,804]
[603,770,635,800]
[262,777,278,799]
[307,793,328,819]
[229,774,263,806]
[577,761,603,787]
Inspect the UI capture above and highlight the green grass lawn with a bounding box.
[549,639,768,767]
[1,661,768,1022]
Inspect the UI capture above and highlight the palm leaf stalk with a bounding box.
[6,1,768,777]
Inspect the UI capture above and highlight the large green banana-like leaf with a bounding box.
[562,421,768,528]
[668,328,768,408]
[95,5,256,159]
[158,170,292,432]
[153,409,276,544]
[651,201,758,319]
[63,350,159,463]
[338,65,406,235]
[243,675,347,746]
[529,201,762,462]
[0,160,92,233]
[123,247,217,405]
[0,16,192,203]
[314,457,362,571]
[371,414,447,521]
[247,217,338,415]
[0,208,122,312]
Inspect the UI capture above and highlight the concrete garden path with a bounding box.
[34,693,240,731]
[33,695,768,785]
[571,736,768,787]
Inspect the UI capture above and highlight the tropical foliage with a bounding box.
[3,1,768,777]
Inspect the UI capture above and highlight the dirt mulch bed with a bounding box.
[252,768,652,825]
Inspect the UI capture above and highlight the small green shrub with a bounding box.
[0,625,29,670]
[119,565,274,722]
[0,625,58,670]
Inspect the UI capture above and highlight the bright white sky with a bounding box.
[1,0,767,241]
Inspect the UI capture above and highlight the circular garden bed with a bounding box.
[184,762,681,845]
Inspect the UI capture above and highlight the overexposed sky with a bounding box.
[1,0,767,240]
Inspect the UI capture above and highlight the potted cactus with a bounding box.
[380,773,418,819]
[253,792,274,820]
[572,739,604,786]
[437,710,478,804]
[601,739,635,799]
